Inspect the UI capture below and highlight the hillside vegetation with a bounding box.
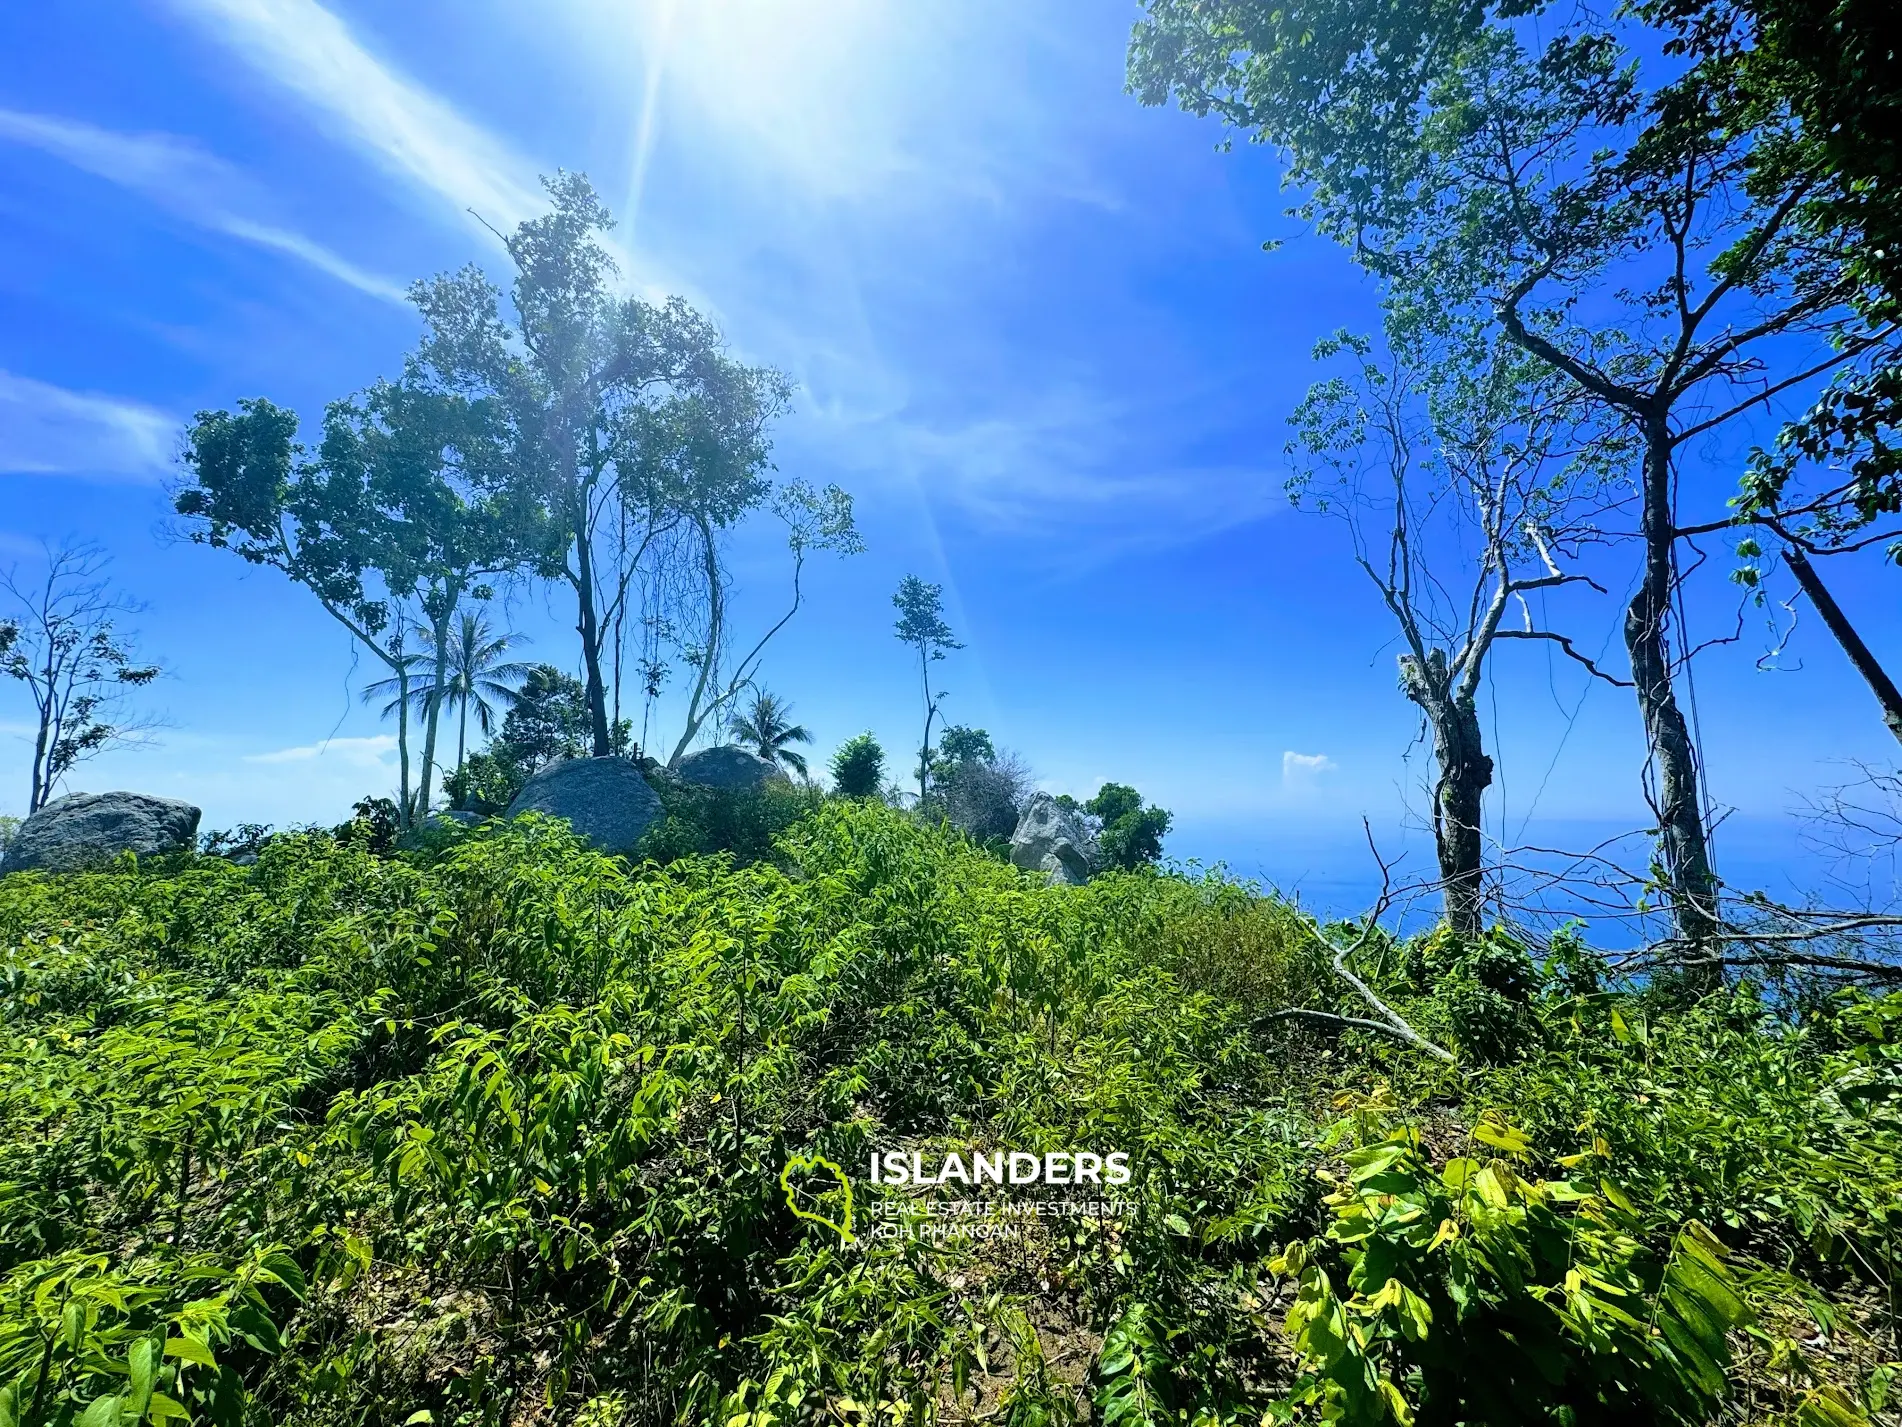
[1,803,1899,1426]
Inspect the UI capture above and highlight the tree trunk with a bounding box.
[395,654,414,829]
[416,611,450,817]
[667,515,725,767]
[1400,652,1492,937]
[1629,418,1720,981]
[456,696,469,789]
[1785,546,1902,745]
[28,708,49,813]
[573,513,614,758]
[918,646,938,807]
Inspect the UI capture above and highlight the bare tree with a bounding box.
[664,481,861,767]
[1288,326,1622,935]
[0,543,161,813]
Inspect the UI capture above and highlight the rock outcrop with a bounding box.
[1,791,202,875]
[1008,793,1095,886]
[504,757,663,854]
[674,745,790,792]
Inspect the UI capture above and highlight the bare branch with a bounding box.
[1493,629,1633,686]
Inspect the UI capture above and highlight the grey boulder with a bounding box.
[674,745,790,792]
[1009,792,1094,886]
[1,791,202,875]
[504,757,663,854]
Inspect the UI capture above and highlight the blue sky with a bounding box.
[2,0,1897,917]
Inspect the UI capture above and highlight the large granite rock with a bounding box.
[1,791,201,875]
[675,745,790,792]
[504,757,663,854]
[1009,792,1094,886]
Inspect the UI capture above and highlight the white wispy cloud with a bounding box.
[860,385,1279,558]
[165,0,546,235]
[245,734,397,767]
[0,107,405,303]
[159,0,1235,565]
[1282,751,1338,783]
[0,371,175,479]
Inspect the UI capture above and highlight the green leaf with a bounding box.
[77,1395,123,1427]
[128,1337,160,1415]
[257,1252,307,1301]
[164,1338,218,1369]
[1795,1386,1868,1427]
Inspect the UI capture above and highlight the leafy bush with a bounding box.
[637,777,822,865]
[1404,926,1544,1064]
[828,732,886,799]
[1269,1121,1749,1426]
[0,803,1894,1425]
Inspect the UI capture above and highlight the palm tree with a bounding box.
[364,613,531,795]
[438,613,533,783]
[731,688,813,777]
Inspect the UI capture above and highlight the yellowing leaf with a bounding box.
[1472,1122,1531,1155]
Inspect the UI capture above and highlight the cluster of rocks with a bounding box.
[502,745,789,855]
[1007,792,1097,886]
[1,755,1101,885]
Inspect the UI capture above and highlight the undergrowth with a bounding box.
[0,802,1897,1425]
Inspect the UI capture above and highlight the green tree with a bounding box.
[364,612,533,787]
[1085,782,1173,871]
[405,173,810,762]
[729,689,813,777]
[829,733,886,800]
[929,729,1032,845]
[178,383,532,825]
[439,613,532,784]
[497,665,595,772]
[0,543,161,813]
[892,575,962,805]
[934,725,995,769]
[1128,0,1900,963]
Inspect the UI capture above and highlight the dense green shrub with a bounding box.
[637,777,823,865]
[0,803,1895,1425]
[1270,1121,1749,1425]
[1403,927,1544,1064]
[828,732,886,799]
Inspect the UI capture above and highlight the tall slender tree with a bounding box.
[179,384,533,824]
[1288,324,1623,934]
[892,576,962,806]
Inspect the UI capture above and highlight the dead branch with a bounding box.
[1265,820,1459,1064]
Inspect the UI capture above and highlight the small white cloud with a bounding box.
[0,372,175,479]
[1282,751,1337,783]
[246,734,397,767]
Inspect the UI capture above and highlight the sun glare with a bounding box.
[573,0,919,204]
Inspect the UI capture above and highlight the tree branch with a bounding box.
[1493,629,1634,686]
